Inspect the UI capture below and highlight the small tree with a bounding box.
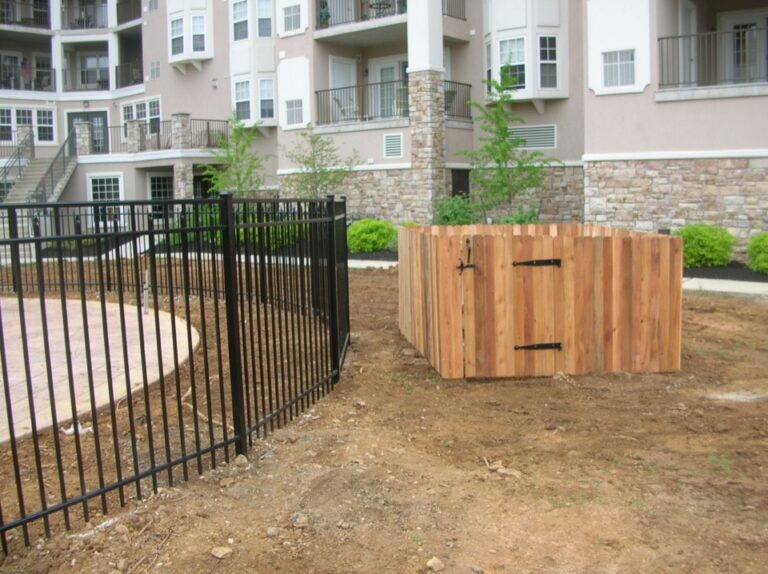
[456,77,553,222]
[202,113,264,197]
[281,128,358,198]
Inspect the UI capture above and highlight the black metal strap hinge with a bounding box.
[512,259,561,267]
[514,342,562,351]
[457,238,475,275]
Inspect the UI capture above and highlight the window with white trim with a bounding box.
[284,4,300,32]
[149,175,173,219]
[150,61,160,79]
[171,18,184,55]
[258,0,271,36]
[36,110,53,141]
[148,0,158,10]
[233,1,248,40]
[122,98,161,133]
[90,176,122,227]
[16,109,32,127]
[539,36,557,88]
[485,42,492,93]
[603,49,635,87]
[285,99,302,125]
[500,37,525,89]
[259,78,274,119]
[192,15,206,52]
[0,109,11,141]
[235,80,251,120]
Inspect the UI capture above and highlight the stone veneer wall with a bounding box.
[584,158,768,257]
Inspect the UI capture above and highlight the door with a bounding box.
[329,56,357,121]
[718,11,768,84]
[68,111,108,153]
[369,59,406,119]
[461,233,559,378]
[679,0,697,86]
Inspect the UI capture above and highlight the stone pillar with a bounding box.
[74,121,92,155]
[408,69,447,222]
[172,113,191,150]
[125,119,143,153]
[173,161,194,199]
[15,125,35,156]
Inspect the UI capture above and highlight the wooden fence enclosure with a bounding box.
[399,224,683,379]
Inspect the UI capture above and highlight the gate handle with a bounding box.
[457,238,475,274]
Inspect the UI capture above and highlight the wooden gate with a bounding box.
[399,225,683,380]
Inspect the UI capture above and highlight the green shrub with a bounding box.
[495,204,539,225]
[675,224,736,267]
[347,218,397,253]
[433,196,477,225]
[746,232,768,274]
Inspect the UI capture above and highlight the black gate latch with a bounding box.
[457,239,475,274]
[512,259,561,267]
[514,342,562,351]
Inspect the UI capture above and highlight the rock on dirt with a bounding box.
[266,527,280,538]
[234,454,249,468]
[289,512,309,529]
[426,556,445,571]
[210,546,232,560]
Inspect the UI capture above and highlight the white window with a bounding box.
[259,78,274,119]
[233,1,248,40]
[500,37,525,89]
[258,0,271,36]
[285,99,302,125]
[171,18,184,55]
[90,176,122,227]
[0,109,12,141]
[235,80,251,120]
[539,36,557,89]
[149,175,173,219]
[148,0,158,10]
[122,98,161,132]
[36,110,53,141]
[192,15,206,52]
[16,109,32,126]
[603,49,635,87]
[284,4,300,32]
[80,54,109,87]
[150,61,160,79]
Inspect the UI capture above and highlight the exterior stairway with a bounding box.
[2,158,54,203]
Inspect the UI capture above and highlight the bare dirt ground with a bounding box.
[2,268,768,574]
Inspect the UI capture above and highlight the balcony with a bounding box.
[62,1,108,29]
[316,80,408,125]
[659,27,768,90]
[0,0,50,28]
[63,66,109,91]
[0,64,55,91]
[89,119,228,154]
[317,0,464,28]
[116,0,141,25]
[444,80,471,120]
[115,59,142,88]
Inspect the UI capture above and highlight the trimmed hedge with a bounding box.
[347,218,397,253]
[747,232,768,274]
[674,224,736,268]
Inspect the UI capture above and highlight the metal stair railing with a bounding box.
[33,133,77,203]
[0,129,35,201]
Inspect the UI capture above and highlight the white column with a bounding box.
[49,0,62,29]
[108,32,119,90]
[406,0,444,74]
[52,35,63,92]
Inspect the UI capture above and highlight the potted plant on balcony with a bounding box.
[318,0,331,27]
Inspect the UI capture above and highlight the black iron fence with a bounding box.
[190,119,229,148]
[316,80,409,125]
[659,27,768,89]
[444,80,472,119]
[0,0,50,28]
[0,65,55,92]
[33,134,76,203]
[116,59,143,88]
[316,0,464,28]
[0,195,350,552]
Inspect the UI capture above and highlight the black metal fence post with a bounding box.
[8,208,22,294]
[326,195,341,384]
[220,193,248,455]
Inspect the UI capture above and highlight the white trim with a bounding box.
[87,172,124,201]
[313,13,407,40]
[446,160,583,169]
[314,118,409,135]
[656,83,768,101]
[277,163,411,175]
[78,150,218,163]
[583,150,768,162]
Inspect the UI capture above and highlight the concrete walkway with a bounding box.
[0,298,198,444]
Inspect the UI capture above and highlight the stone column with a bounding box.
[74,121,92,155]
[126,119,143,153]
[173,161,194,199]
[172,113,191,150]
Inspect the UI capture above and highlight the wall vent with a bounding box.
[509,124,557,149]
[383,133,403,158]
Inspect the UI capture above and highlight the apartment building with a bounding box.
[0,0,766,247]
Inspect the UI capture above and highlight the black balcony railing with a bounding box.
[317,0,465,28]
[316,80,409,125]
[190,119,230,148]
[0,0,50,27]
[0,65,55,92]
[116,0,141,24]
[62,1,108,29]
[116,60,143,88]
[444,80,471,119]
[63,67,110,91]
[659,27,768,89]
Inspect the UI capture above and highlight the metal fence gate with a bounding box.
[0,194,350,551]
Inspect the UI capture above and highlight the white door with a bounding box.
[369,59,406,118]
[719,11,768,84]
[679,0,697,86]
[330,57,357,121]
